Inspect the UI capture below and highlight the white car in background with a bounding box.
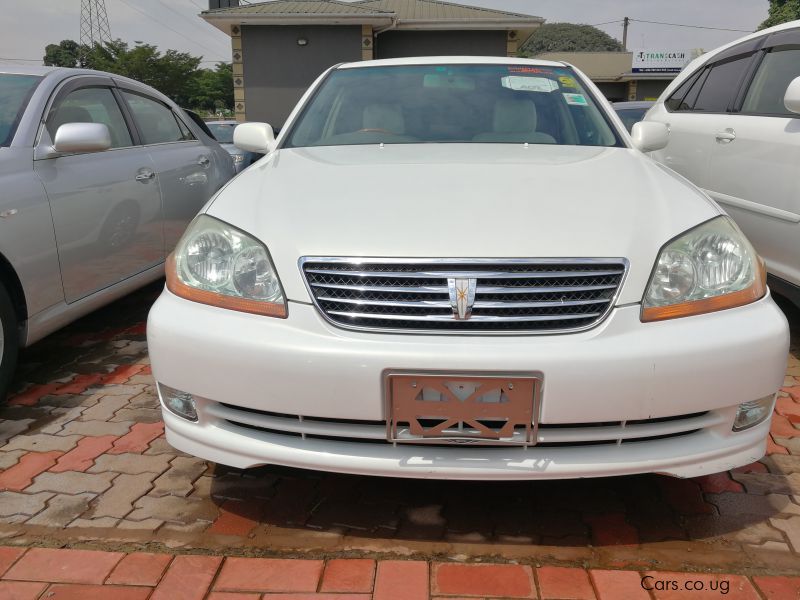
[147,56,789,480]
[646,19,800,308]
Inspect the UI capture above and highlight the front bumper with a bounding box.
[147,290,789,479]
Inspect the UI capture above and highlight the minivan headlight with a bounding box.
[642,217,766,322]
[166,214,286,317]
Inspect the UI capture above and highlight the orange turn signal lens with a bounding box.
[165,254,287,318]
[641,257,766,322]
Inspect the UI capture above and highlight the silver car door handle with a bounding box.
[715,129,736,143]
[135,169,155,182]
[197,155,210,167]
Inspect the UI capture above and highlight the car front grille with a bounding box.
[211,402,718,448]
[300,258,627,333]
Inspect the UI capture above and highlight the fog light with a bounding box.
[733,395,775,431]
[157,383,198,422]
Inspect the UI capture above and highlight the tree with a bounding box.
[519,23,624,56]
[43,40,83,68]
[41,38,233,112]
[759,0,800,28]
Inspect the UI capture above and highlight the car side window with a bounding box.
[741,47,800,116]
[691,55,754,113]
[46,86,133,149]
[665,69,703,112]
[122,91,194,144]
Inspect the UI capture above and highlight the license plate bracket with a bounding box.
[385,372,540,446]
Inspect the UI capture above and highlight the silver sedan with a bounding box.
[0,65,235,398]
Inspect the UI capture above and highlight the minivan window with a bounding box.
[692,55,754,112]
[665,69,703,112]
[0,74,42,146]
[286,64,622,148]
[46,86,133,148]
[742,47,800,116]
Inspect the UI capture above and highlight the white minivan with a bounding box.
[646,20,800,307]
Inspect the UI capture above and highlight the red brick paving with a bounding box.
[3,546,800,599]
[537,566,595,600]
[108,421,164,454]
[0,451,62,491]
[150,554,223,600]
[49,435,117,473]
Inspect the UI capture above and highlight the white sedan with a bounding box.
[147,57,789,480]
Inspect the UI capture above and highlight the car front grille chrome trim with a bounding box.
[299,257,629,334]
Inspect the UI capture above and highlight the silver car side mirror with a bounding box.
[784,76,800,115]
[234,122,276,154]
[631,121,669,153]
[53,122,112,154]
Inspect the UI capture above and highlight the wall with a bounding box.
[241,25,362,126]
[375,30,507,59]
[635,79,671,101]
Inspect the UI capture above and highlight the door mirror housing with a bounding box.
[53,122,112,154]
[234,122,276,154]
[631,121,669,153]
[784,75,800,114]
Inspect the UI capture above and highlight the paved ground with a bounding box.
[1,546,799,599]
[0,282,798,596]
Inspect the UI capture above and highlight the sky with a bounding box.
[0,0,770,67]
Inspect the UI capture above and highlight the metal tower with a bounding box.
[79,0,112,60]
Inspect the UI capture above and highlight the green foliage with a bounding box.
[42,38,232,113]
[43,40,83,68]
[519,23,624,56]
[759,0,800,29]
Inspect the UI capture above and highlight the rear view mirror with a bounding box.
[234,122,276,154]
[784,76,800,114]
[53,122,112,154]
[631,121,669,153]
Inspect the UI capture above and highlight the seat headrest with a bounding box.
[51,106,94,132]
[362,103,405,134]
[493,99,537,134]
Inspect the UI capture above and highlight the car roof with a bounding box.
[612,101,654,109]
[206,120,238,125]
[339,56,567,69]
[659,18,800,100]
[0,64,62,77]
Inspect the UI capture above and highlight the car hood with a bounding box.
[206,143,721,305]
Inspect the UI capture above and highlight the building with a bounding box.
[536,50,702,102]
[202,0,544,125]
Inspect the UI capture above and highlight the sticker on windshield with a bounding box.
[563,93,588,106]
[501,76,559,93]
[558,75,577,88]
[507,66,554,75]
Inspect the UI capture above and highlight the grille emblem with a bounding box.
[448,278,477,320]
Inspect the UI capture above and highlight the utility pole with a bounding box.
[622,16,630,51]
[79,0,112,64]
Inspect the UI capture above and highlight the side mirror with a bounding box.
[233,122,276,154]
[53,122,112,154]
[784,75,800,115]
[631,121,669,153]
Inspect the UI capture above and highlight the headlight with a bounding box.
[231,154,245,164]
[641,216,766,322]
[166,214,286,317]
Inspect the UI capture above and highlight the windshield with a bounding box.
[0,74,42,147]
[286,64,622,148]
[208,122,236,144]
[615,108,649,133]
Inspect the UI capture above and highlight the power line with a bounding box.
[0,57,43,62]
[629,18,753,33]
[152,0,232,52]
[591,20,624,27]
[115,0,229,61]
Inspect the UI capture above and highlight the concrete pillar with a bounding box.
[627,80,638,101]
[231,24,246,122]
[362,25,373,60]
[507,30,519,57]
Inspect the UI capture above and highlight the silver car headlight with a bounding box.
[642,216,766,322]
[166,214,286,318]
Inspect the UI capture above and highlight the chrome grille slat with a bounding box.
[301,258,627,333]
[304,268,625,279]
[327,311,603,323]
[317,296,609,309]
